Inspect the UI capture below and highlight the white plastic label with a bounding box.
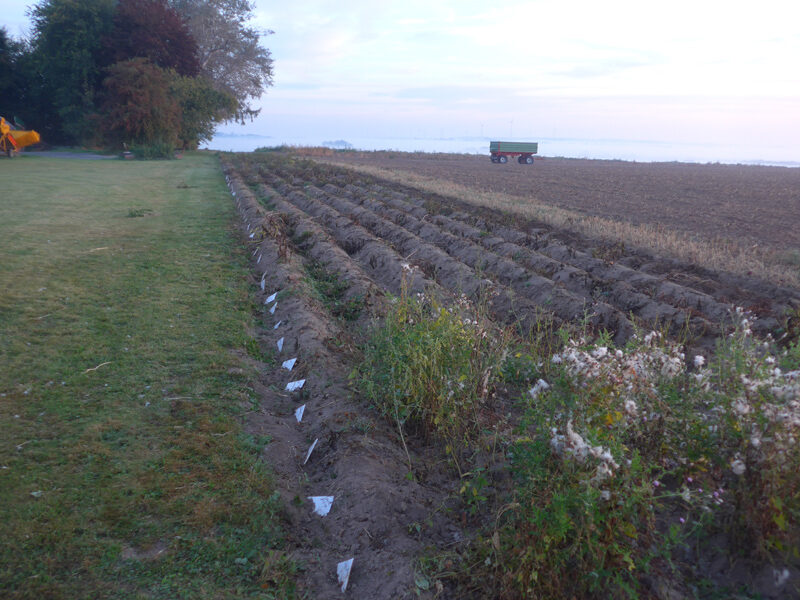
[285,379,305,392]
[308,496,334,516]
[337,558,354,592]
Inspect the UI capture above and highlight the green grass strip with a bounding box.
[0,154,290,599]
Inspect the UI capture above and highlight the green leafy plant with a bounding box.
[357,288,507,450]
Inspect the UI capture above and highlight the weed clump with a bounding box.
[304,260,364,321]
[462,308,800,598]
[358,289,506,445]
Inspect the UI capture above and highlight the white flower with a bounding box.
[529,379,550,399]
[694,355,705,368]
[623,399,638,416]
[600,490,611,501]
[731,458,746,476]
[733,399,751,416]
[591,461,615,483]
[565,420,589,461]
[592,346,608,359]
[550,431,565,456]
[774,568,790,588]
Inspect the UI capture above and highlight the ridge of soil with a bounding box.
[225,165,463,599]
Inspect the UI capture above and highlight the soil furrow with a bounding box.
[322,180,715,340]
[224,163,460,599]
[283,180,635,341]
[264,176,568,335]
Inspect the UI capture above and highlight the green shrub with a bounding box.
[129,139,176,160]
[357,290,506,445]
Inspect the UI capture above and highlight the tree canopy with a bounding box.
[101,57,181,146]
[0,28,25,124]
[105,0,200,77]
[170,0,274,122]
[27,0,116,143]
[9,0,274,149]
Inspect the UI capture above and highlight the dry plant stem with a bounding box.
[394,404,413,472]
[322,160,799,288]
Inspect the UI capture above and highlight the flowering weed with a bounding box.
[466,309,800,597]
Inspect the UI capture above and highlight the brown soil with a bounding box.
[327,152,800,251]
[221,153,800,599]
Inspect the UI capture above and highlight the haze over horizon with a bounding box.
[3,0,799,159]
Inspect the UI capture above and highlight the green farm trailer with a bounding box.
[489,141,538,164]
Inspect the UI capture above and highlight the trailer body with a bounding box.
[489,140,538,164]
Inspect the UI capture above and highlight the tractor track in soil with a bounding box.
[221,153,799,599]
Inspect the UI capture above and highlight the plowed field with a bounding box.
[327,152,800,251]
[222,152,800,599]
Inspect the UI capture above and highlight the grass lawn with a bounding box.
[0,154,291,598]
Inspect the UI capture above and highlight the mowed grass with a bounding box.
[0,155,290,598]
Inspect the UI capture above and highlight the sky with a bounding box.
[3,0,799,154]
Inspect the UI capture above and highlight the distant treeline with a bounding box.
[0,0,273,153]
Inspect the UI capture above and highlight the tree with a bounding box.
[0,28,23,122]
[170,0,273,122]
[170,75,237,148]
[27,0,116,143]
[101,58,181,147]
[104,0,200,77]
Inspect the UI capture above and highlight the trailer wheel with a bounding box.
[524,155,534,165]
[490,156,498,163]
[498,155,508,164]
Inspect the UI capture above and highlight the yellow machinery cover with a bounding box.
[10,129,40,149]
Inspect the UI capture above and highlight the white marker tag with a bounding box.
[337,558,354,592]
[303,438,318,465]
[295,404,305,422]
[308,496,334,516]
[282,358,297,371]
[252,249,258,256]
[257,253,262,264]
[265,292,278,304]
[277,337,284,352]
[249,233,254,239]
[260,276,266,291]
[285,379,305,392]
[273,321,281,330]
[269,302,277,314]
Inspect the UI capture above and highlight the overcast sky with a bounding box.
[3,0,799,150]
